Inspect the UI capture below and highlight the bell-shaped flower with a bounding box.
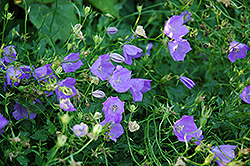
[168,39,192,61]
[109,65,131,93]
[106,27,118,34]
[123,44,143,65]
[59,98,76,111]
[2,45,17,64]
[5,66,23,87]
[90,53,115,81]
[180,76,195,89]
[240,86,250,104]
[102,96,124,121]
[73,123,88,137]
[228,41,250,63]
[211,145,237,166]
[164,15,189,40]
[173,115,203,143]
[108,123,124,142]
[33,64,54,82]
[129,78,151,101]
[0,113,8,134]
[55,77,77,101]
[12,101,37,120]
[62,52,83,73]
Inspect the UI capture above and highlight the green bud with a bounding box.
[93,35,102,45]
[129,105,136,113]
[137,4,143,13]
[57,135,67,147]
[4,3,9,11]
[93,124,102,138]
[55,66,62,75]
[60,114,71,125]
[7,13,13,20]
[85,6,91,15]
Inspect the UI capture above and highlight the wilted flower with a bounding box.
[180,76,195,89]
[90,53,115,81]
[57,135,67,147]
[72,24,82,34]
[168,39,192,61]
[61,52,83,73]
[128,121,140,132]
[91,90,105,99]
[240,86,250,104]
[11,137,21,143]
[12,101,37,120]
[106,27,118,34]
[55,77,77,101]
[2,45,17,64]
[109,65,131,93]
[129,78,151,101]
[164,15,189,40]
[59,98,76,111]
[181,11,192,23]
[109,53,125,63]
[123,44,143,65]
[174,157,186,166]
[73,123,89,137]
[211,145,237,166]
[173,115,203,143]
[0,113,8,134]
[217,0,231,7]
[92,124,102,138]
[60,114,71,125]
[93,112,102,120]
[134,25,147,38]
[227,41,250,63]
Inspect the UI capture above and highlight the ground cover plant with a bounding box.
[0,0,250,165]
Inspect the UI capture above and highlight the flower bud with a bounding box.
[57,134,67,147]
[91,90,105,99]
[93,35,102,45]
[55,66,62,75]
[7,13,13,20]
[109,53,125,63]
[129,105,137,113]
[128,121,140,132]
[93,124,102,138]
[85,6,91,15]
[11,137,21,143]
[4,3,9,11]
[73,24,82,34]
[137,5,143,13]
[60,114,71,125]
[106,27,118,34]
[93,112,102,120]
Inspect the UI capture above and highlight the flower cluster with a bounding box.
[164,11,192,61]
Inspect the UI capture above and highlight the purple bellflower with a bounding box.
[55,77,77,101]
[73,123,88,137]
[100,96,124,142]
[106,27,118,34]
[0,113,8,134]
[59,98,76,111]
[181,11,192,23]
[164,15,189,40]
[180,76,195,89]
[168,39,192,61]
[5,66,23,87]
[109,65,131,93]
[211,145,237,166]
[12,101,37,120]
[2,45,17,64]
[240,86,250,104]
[129,78,151,101]
[33,64,54,82]
[228,41,250,63]
[173,115,203,143]
[90,53,115,81]
[123,44,143,65]
[62,52,83,73]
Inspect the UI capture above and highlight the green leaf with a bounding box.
[16,156,29,166]
[88,0,119,18]
[25,0,78,43]
[31,129,48,141]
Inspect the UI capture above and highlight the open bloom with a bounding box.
[108,123,124,142]
[33,64,54,82]
[129,78,151,101]
[0,113,8,134]
[109,65,131,93]
[73,123,88,137]
[180,76,195,89]
[12,101,37,120]
[62,52,83,73]
[2,45,17,64]
[90,53,115,81]
[123,44,143,65]
[211,145,237,166]
[228,41,250,63]
[168,39,192,61]
[240,86,250,104]
[173,115,203,143]
[106,27,118,34]
[55,77,77,101]
[164,15,189,40]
